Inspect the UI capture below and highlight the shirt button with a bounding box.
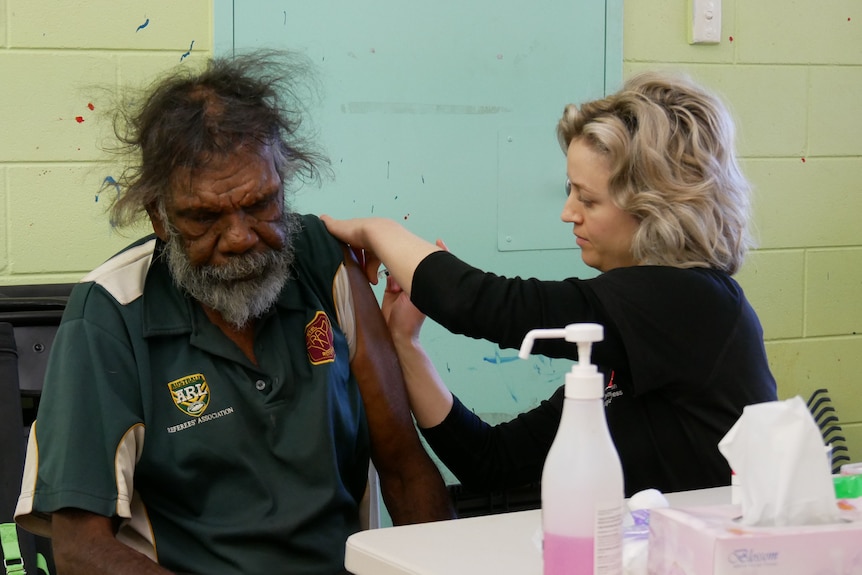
[255,379,266,391]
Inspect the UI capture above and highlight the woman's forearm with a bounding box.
[365,219,441,297]
[391,335,454,429]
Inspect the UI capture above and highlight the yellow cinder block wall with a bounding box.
[2,1,860,464]
[625,0,862,464]
[0,0,212,282]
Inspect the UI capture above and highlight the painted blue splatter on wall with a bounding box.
[180,40,195,62]
[95,176,121,203]
[482,350,519,364]
[136,18,150,32]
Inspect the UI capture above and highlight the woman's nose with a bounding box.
[561,196,582,224]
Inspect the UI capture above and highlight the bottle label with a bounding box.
[594,504,623,574]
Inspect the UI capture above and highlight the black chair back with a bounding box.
[0,283,74,575]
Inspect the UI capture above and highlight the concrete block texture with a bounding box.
[0,0,8,47]
[743,158,862,249]
[737,0,862,65]
[117,51,210,89]
[623,0,735,63]
[805,249,862,337]
[735,250,804,340]
[809,66,862,156]
[0,52,117,162]
[626,63,809,158]
[7,164,144,275]
[0,0,211,281]
[7,0,209,51]
[843,424,862,466]
[768,337,862,423]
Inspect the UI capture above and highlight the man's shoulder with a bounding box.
[294,213,337,248]
[291,214,343,271]
[79,235,158,306]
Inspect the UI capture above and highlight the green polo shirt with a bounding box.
[16,215,369,575]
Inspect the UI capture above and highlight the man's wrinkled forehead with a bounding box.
[166,143,281,199]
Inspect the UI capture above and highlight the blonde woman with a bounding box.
[322,71,777,497]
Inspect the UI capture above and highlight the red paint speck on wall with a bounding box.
[801,157,806,163]
[75,116,85,123]
[87,102,95,110]
[729,36,734,42]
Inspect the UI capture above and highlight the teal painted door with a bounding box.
[216,0,621,444]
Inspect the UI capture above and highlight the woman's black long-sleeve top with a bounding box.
[413,251,777,497]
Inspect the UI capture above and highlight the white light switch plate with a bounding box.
[689,0,721,44]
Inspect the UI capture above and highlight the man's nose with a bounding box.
[219,212,258,254]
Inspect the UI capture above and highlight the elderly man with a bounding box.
[15,51,454,575]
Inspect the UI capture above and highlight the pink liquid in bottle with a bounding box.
[543,533,593,574]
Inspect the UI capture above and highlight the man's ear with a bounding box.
[146,203,169,241]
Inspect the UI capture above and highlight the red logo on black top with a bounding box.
[305,311,336,365]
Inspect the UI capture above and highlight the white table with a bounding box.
[345,486,731,575]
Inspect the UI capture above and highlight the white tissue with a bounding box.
[718,396,840,527]
[628,488,669,512]
[622,489,669,575]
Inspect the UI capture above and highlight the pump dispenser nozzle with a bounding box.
[519,323,604,400]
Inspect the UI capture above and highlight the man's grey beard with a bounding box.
[164,211,301,329]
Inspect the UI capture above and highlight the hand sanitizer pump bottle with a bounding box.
[519,323,624,575]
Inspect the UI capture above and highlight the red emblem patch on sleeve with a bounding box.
[305,311,336,365]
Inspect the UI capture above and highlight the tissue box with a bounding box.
[648,502,862,574]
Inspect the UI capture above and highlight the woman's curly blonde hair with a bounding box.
[557,71,752,275]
